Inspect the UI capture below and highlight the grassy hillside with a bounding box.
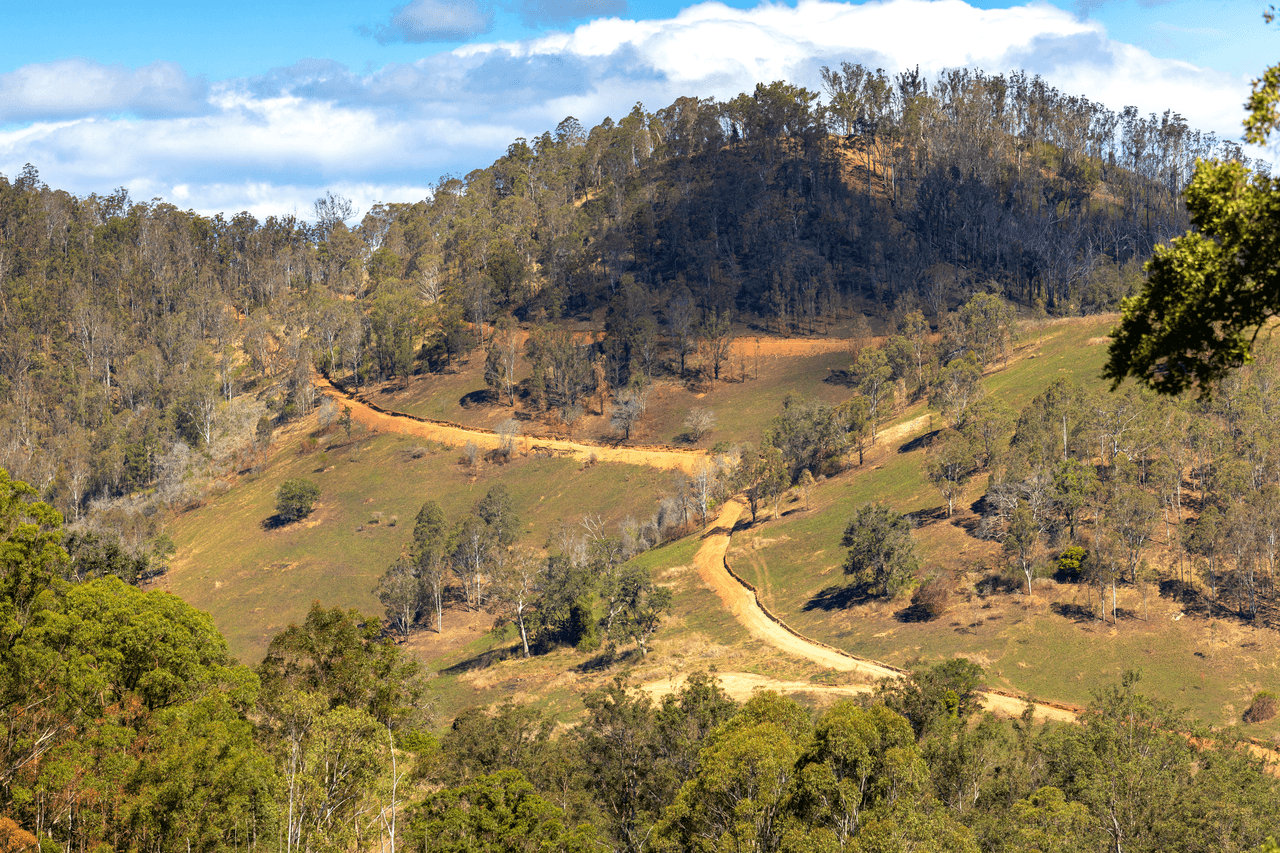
[162,314,1280,740]
[164,420,674,661]
[721,316,1280,736]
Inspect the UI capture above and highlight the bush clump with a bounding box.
[276,478,321,523]
[909,576,952,621]
[1244,691,1278,724]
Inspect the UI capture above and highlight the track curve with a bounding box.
[315,373,708,473]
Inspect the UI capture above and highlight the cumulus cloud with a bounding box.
[0,59,208,123]
[367,0,495,43]
[0,0,1263,218]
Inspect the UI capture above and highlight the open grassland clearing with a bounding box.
[164,413,672,662]
[983,313,1117,409]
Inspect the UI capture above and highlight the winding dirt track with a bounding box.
[690,498,1078,724]
[320,374,1076,722]
[315,374,707,473]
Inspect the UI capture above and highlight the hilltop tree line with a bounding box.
[3,477,1276,853]
[0,62,1252,561]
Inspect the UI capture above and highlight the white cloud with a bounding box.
[0,0,1264,217]
[0,59,207,122]
[367,0,496,43]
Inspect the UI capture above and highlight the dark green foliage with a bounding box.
[255,414,274,450]
[841,503,920,598]
[1105,157,1280,396]
[256,603,423,727]
[62,530,152,584]
[578,676,738,853]
[476,484,520,547]
[532,556,597,650]
[765,395,849,483]
[0,476,278,850]
[876,658,987,739]
[405,769,599,853]
[274,477,320,523]
[413,499,449,556]
[1037,671,1279,853]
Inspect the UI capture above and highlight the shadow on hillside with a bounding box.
[905,505,949,527]
[898,430,940,454]
[804,584,872,611]
[438,644,522,675]
[460,388,495,408]
[378,378,411,394]
[894,602,940,623]
[1157,577,1272,627]
[1050,602,1096,623]
[260,514,291,530]
[576,645,643,672]
[823,368,857,388]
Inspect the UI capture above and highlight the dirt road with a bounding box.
[691,499,1078,724]
[315,374,708,473]
[319,371,1074,722]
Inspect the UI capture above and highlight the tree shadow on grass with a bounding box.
[894,602,938,623]
[459,388,495,408]
[1050,602,1096,623]
[804,583,873,611]
[823,368,857,388]
[260,514,290,530]
[905,505,949,527]
[438,644,522,675]
[575,645,642,673]
[897,430,941,454]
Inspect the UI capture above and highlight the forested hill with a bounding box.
[0,64,1259,550]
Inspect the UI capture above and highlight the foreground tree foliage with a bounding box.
[0,470,279,851]
[405,769,599,853]
[1106,48,1280,395]
[1,486,1278,853]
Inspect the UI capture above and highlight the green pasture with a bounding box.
[166,422,672,662]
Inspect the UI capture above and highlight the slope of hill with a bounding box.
[152,311,1280,746]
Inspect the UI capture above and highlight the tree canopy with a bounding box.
[841,503,921,598]
[1105,53,1280,395]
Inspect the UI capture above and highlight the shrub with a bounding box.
[254,415,274,450]
[1244,691,1278,724]
[684,407,716,442]
[1055,546,1088,582]
[910,576,951,621]
[276,478,320,523]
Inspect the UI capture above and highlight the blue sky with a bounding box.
[1,0,1272,219]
